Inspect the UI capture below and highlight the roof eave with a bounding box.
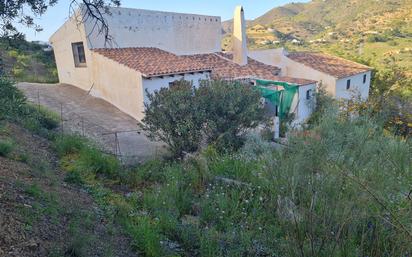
[143,69,212,79]
[336,69,373,79]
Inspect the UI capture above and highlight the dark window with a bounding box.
[71,42,86,67]
[346,79,351,90]
[169,81,177,87]
[363,74,367,84]
[306,89,312,100]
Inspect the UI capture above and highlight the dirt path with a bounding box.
[0,122,137,257]
[17,83,165,164]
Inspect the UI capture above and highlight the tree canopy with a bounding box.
[0,0,121,39]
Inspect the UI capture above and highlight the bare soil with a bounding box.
[0,122,137,257]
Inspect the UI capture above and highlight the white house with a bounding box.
[249,48,372,100]
[50,6,317,125]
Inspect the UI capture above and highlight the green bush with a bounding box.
[0,77,60,134]
[366,34,388,43]
[196,80,265,151]
[120,109,412,256]
[77,147,120,178]
[64,170,85,186]
[141,79,264,157]
[53,135,86,157]
[120,159,166,188]
[0,77,26,120]
[32,105,60,130]
[0,139,14,157]
[140,80,204,158]
[130,216,163,257]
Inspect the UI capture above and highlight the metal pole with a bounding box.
[274,116,280,139]
[37,90,40,112]
[81,117,85,137]
[114,132,118,156]
[60,103,63,135]
[116,132,122,157]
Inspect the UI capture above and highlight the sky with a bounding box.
[20,0,309,42]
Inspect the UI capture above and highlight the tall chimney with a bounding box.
[233,6,248,66]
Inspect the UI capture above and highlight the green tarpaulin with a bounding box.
[255,79,298,119]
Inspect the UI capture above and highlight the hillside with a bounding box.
[0,38,58,83]
[0,121,137,256]
[222,0,412,72]
[2,76,411,256]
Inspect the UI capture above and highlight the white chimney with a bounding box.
[233,6,248,66]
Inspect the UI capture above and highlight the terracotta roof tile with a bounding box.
[185,53,314,85]
[93,47,212,77]
[185,52,281,80]
[93,47,316,86]
[287,52,371,78]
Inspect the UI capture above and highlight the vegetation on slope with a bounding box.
[0,78,136,257]
[53,98,412,257]
[5,76,412,256]
[0,36,58,83]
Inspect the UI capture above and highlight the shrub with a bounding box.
[32,105,60,130]
[0,139,14,157]
[196,80,265,151]
[239,133,274,161]
[0,77,26,120]
[64,170,85,186]
[134,109,412,256]
[0,77,59,134]
[77,147,120,178]
[140,80,204,158]
[366,34,388,43]
[120,159,166,188]
[141,79,265,157]
[127,216,164,257]
[53,135,86,157]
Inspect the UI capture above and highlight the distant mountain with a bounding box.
[251,3,306,27]
[221,19,252,35]
[221,0,412,72]
[222,0,412,41]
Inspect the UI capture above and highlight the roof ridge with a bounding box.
[212,52,236,64]
[290,51,371,69]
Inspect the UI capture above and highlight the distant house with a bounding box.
[249,49,372,100]
[50,6,316,125]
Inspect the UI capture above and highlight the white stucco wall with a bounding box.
[84,7,222,55]
[282,57,337,96]
[249,49,288,74]
[142,73,210,104]
[335,71,371,100]
[250,49,337,95]
[249,49,372,101]
[293,83,317,126]
[89,52,145,120]
[49,14,93,91]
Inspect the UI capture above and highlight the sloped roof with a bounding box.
[185,52,315,85]
[93,47,212,77]
[287,52,372,78]
[92,47,315,85]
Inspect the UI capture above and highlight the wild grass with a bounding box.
[3,74,411,256]
[58,108,411,257]
[0,139,15,157]
[0,78,60,136]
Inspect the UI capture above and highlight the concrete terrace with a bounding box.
[17,82,165,163]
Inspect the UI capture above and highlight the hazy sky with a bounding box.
[19,0,309,41]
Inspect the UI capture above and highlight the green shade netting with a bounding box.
[255,79,299,118]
